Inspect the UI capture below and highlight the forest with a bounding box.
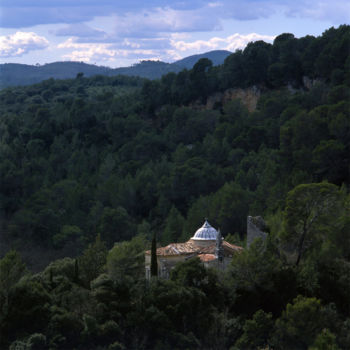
[0,25,350,349]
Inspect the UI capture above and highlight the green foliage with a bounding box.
[235,309,274,349]
[27,333,47,350]
[107,234,147,281]
[3,278,51,346]
[78,234,108,287]
[44,257,76,282]
[0,25,350,350]
[98,206,135,246]
[309,329,340,350]
[0,250,26,317]
[170,257,207,288]
[273,295,326,349]
[282,182,344,265]
[1,26,350,267]
[162,206,185,244]
[53,224,83,248]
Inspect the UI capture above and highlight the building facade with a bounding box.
[145,220,243,279]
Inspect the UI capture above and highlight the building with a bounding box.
[145,220,243,279]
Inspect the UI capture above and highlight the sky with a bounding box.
[0,1,349,68]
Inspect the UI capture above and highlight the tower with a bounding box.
[215,229,224,262]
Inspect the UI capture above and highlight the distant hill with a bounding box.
[175,50,232,69]
[0,50,232,88]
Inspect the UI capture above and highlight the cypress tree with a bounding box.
[151,233,158,277]
[74,258,79,283]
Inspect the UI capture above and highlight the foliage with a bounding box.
[272,295,327,349]
[282,182,344,265]
[106,234,147,281]
[78,234,108,287]
[235,309,274,349]
[0,25,350,349]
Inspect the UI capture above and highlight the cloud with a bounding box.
[286,0,350,23]
[171,32,275,52]
[2,1,348,32]
[56,31,277,65]
[110,7,221,39]
[53,24,107,39]
[0,1,279,29]
[0,6,112,28]
[58,38,116,62]
[57,38,162,63]
[0,31,49,57]
[51,7,221,44]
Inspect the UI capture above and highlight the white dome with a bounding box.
[191,220,218,240]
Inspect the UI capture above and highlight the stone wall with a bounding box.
[247,216,268,247]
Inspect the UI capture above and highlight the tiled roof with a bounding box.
[222,241,243,253]
[198,254,216,262]
[145,239,242,257]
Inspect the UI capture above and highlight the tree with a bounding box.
[98,206,135,246]
[3,278,51,347]
[273,295,327,349]
[78,234,108,287]
[52,224,83,249]
[189,58,213,101]
[151,233,158,278]
[107,234,147,281]
[0,250,26,320]
[235,309,274,349]
[162,206,185,245]
[309,329,340,350]
[282,183,343,265]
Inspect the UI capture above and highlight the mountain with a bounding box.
[0,50,232,88]
[174,50,232,69]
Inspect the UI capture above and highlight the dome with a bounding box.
[191,220,218,240]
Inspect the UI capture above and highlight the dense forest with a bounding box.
[0,25,350,349]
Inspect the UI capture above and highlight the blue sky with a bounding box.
[0,0,349,67]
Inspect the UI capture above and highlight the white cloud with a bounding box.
[225,33,276,50]
[58,38,161,63]
[171,33,276,53]
[0,31,49,57]
[58,38,116,62]
[56,30,277,64]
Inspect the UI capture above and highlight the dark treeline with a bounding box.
[0,25,350,349]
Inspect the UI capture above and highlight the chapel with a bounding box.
[145,219,243,279]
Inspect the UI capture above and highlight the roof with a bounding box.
[198,254,216,262]
[145,239,243,257]
[191,220,218,240]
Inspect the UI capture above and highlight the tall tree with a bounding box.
[151,233,158,277]
[282,182,343,265]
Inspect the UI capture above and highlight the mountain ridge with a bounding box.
[0,50,232,88]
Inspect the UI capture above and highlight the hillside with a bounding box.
[171,49,232,69]
[0,25,350,350]
[0,50,231,88]
[1,24,349,261]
